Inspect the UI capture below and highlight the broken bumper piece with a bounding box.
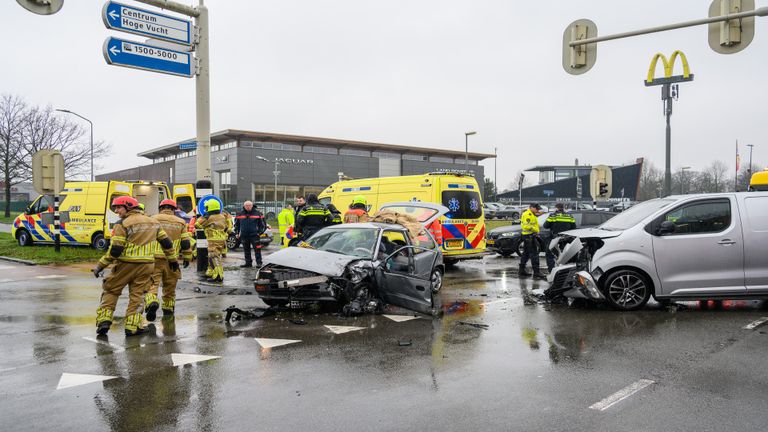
[566,270,606,301]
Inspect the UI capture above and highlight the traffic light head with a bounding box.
[599,182,609,197]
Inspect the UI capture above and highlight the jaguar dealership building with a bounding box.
[97,129,495,207]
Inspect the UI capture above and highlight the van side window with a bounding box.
[662,200,731,235]
[30,196,53,214]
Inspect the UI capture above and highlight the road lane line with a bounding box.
[82,336,125,352]
[743,317,768,330]
[482,298,522,307]
[589,379,655,411]
[35,275,66,279]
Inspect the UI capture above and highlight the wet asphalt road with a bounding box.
[1,250,767,432]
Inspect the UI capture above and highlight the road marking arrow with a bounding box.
[254,338,302,349]
[324,325,365,335]
[171,353,221,367]
[108,10,119,21]
[109,45,120,56]
[383,315,420,323]
[57,373,118,390]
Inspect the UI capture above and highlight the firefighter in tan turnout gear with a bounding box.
[195,199,230,282]
[144,199,193,321]
[92,196,178,336]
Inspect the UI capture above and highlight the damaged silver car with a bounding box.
[547,193,768,311]
[254,202,448,315]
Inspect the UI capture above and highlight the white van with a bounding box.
[547,192,768,310]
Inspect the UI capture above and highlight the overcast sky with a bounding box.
[2,0,764,190]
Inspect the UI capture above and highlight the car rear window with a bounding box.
[442,191,482,219]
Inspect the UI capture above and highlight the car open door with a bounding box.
[377,202,448,227]
[172,184,196,215]
[374,244,438,314]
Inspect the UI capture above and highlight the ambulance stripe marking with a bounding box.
[59,229,77,242]
[22,220,45,241]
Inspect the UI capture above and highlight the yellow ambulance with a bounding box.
[749,170,768,191]
[12,181,195,250]
[319,172,486,265]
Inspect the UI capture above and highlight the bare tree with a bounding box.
[693,160,729,194]
[637,159,663,200]
[0,94,28,217]
[20,105,110,180]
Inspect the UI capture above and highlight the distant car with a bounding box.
[610,201,636,212]
[254,202,448,315]
[485,210,617,257]
[494,205,523,220]
[226,226,274,250]
[483,203,498,219]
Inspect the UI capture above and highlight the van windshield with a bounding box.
[600,199,676,231]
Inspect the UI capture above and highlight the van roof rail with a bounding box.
[426,171,474,177]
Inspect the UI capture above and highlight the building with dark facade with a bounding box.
[498,159,644,203]
[97,130,494,207]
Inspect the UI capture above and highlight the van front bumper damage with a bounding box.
[546,264,605,302]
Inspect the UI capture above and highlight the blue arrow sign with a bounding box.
[102,1,192,46]
[103,37,193,78]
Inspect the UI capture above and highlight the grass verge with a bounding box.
[0,215,17,224]
[486,219,515,231]
[0,232,102,264]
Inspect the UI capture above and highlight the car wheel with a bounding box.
[226,234,239,250]
[603,269,652,311]
[17,229,32,246]
[266,211,276,220]
[91,232,109,251]
[431,269,444,293]
[514,239,525,256]
[511,212,520,219]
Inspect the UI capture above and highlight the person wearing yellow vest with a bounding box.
[145,199,193,321]
[92,196,177,337]
[519,203,545,279]
[195,199,230,282]
[343,195,370,223]
[277,204,295,248]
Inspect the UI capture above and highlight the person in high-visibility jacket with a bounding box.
[145,199,193,321]
[343,195,370,223]
[542,203,577,272]
[295,194,332,240]
[277,204,294,248]
[92,196,178,336]
[519,203,545,279]
[326,203,343,225]
[195,199,230,282]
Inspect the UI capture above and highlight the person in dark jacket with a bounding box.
[234,201,266,268]
[295,194,332,241]
[326,203,343,225]
[542,202,577,272]
[294,196,306,219]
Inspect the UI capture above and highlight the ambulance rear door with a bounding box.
[105,181,133,237]
[172,184,197,215]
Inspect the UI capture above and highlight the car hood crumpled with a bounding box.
[262,247,361,277]
[560,227,623,239]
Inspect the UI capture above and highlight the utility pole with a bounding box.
[493,147,498,201]
[747,143,754,188]
[464,131,476,172]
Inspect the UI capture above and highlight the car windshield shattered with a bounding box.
[304,227,379,258]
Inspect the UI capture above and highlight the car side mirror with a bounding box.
[658,220,676,235]
[24,206,31,214]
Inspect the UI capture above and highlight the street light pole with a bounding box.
[55,109,93,181]
[273,159,280,216]
[747,144,754,188]
[494,147,498,201]
[680,166,691,194]
[464,131,476,172]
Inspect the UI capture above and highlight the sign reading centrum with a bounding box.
[103,36,193,78]
[102,1,192,46]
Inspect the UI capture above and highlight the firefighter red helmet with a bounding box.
[159,199,178,209]
[111,196,139,211]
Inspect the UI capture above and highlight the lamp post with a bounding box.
[256,156,280,216]
[680,166,691,194]
[747,144,754,188]
[494,146,498,201]
[464,131,476,172]
[55,109,93,181]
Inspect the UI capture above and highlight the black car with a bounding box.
[485,210,617,257]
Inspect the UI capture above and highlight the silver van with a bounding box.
[547,192,768,310]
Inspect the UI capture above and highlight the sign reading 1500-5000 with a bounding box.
[103,37,193,78]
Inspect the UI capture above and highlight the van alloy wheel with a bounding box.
[604,270,651,311]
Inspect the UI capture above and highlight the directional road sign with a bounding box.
[102,1,193,46]
[103,37,194,78]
